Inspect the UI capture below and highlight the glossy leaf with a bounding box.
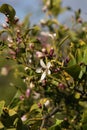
[0,4,16,22]
[64,64,81,79]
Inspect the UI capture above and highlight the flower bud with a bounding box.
[49,48,54,57]
[64,57,70,66]
[44,100,50,108]
[36,51,44,58]
[20,95,25,101]
[2,23,8,29]
[14,16,19,23]
[42,48,47,54]
[1,67,8,76]
[21,115,27,121]
[25,89,30,98]
[5,17,9,24]
[58,83,66,90]
[29,43,34,49]
[38,103,42,109]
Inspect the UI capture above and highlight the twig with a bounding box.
[40,106,60,129]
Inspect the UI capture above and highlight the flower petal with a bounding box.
[40,59,46,68]
[40,71,46,81]
[36,68,42,73]
[47,70,51,75]
[47,62,51,68]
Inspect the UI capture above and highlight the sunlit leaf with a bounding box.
[30,104,40,112]
[0,100,5,115]
[0,122,4,129]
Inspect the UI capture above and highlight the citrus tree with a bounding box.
[0,0,87,130]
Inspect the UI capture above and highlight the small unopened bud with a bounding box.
[29,43,34,49]
[8,44,13,48]
[64,57,70,65]
[42,48,47,54]
[7,36,13,43]
[21,115,27,121]
[14,16,19,23]
[77,18,82,23]
[36,51,44,58]
[44,100,50,108]
[2,23,8,29]
[5,17,9,24]
[38,103,42,109]
[54,68,61,73]
[42,6,47,12]
[17,29,20,34]
[20,95,25,101]
[58,83,66,90]
[29,82,35,89]
[24,67,29,71]
[40,19,46,26]
[25,89,30,98]
[9,50,16,55]
[42,79,47,87]
[49,48,54,57]
[1,67,8,76]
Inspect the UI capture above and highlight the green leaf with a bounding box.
[30,104,40,112]
[9,90,21,109]
[64,64,81,79]
[48,119,63,130]
[82,124,87,130]
[75,49,83,64]
[79,66,86,79]
[83,49,87,65]
[0,100,5,116]
[68,53,76,66]
[0,4,16,22]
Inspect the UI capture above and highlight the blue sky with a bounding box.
[0,0,87,25]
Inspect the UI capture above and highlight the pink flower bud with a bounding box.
[20,95,25,101]
[25,89,30,98]
[58,83,66,90]
[2,23,8,29]
[36,51,44,58]
[29,43,34,49]
[49,48,54,57]
[38,103,42,109]
[21,115,27,121]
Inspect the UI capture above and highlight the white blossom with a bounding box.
[36,59,52,81]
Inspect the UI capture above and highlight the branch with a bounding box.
[40,106,60,129]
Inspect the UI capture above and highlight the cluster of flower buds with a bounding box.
[16,29,22,44]
[20,88,31,101]
[2,16,19,29]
